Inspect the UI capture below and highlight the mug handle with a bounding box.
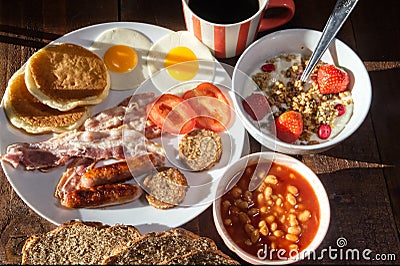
[259,0,295,32]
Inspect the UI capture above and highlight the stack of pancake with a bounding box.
[3,43,110,134]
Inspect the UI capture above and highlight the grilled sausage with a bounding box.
[79,161,132,188]
[61,183,142,208]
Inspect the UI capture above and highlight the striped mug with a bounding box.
[182,0,295,58]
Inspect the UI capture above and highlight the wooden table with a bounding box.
[1,0,399,264]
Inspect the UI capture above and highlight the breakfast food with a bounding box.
[21,222,239,265]
[249,53,353,144]
[146,82,233,135]
[25,43,110,111]
[1,93,167,209]
[179,129,222,171]
[147,31,215,91]
[90,28,153,91]
[21,220,142,265]
[102,228,218,264]
[220,161,320,260]
[143,167,189,209]
[162,249,240,265]
[60,183,143,208]
[182,82,232,132]
[3,66,91,134]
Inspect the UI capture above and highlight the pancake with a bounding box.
[3,66,91,134]
[25,43,110,111]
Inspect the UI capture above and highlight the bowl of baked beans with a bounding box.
[213,151,330,264]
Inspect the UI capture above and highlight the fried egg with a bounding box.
[90,28,152,91]
[147,31,215,92]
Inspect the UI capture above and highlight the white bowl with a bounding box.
[232,28,372,154]
[213,151,330,265]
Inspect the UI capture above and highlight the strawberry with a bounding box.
[317,64,349,94]
[275,111,303,143]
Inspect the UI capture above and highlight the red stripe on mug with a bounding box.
[214,25,226,58]
[236,21,251,57]
[192,16,202,41]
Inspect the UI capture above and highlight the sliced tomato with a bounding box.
[184,82,231,105]
[146,94,196,134]
[183,82,232,132]
[182,89,196,100]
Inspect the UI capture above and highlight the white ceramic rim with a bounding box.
[232,28,372,154]
[213,151,331,265]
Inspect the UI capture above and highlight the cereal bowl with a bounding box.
[232,28,372,154]
[213,151,330,265]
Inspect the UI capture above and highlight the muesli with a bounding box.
[250,53,353,145]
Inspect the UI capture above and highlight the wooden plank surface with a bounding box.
[0,0,399,264]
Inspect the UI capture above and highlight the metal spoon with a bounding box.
[300,0,359,82]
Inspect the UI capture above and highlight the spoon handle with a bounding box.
[300,0,359,82]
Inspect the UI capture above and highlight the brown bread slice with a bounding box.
[21,220,141,265]
[102,228,218,265]
[161,249,240,265]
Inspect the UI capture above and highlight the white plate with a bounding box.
[0,22,247,233]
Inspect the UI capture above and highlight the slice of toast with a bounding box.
[161,249,240,265]
[102,228,218,265]
[21,220,141,265]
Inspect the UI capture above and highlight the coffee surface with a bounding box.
[188,0,259,24]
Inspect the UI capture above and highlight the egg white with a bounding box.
[90,28,153,91]
[147,31,215,93]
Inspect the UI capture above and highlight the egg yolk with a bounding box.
[164,46,199,81]
[104,45,138,73]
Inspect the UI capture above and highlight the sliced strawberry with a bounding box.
[275,111,303,143]
[317,64,349,94]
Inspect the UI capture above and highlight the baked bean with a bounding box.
[264,186,272,199]
[270,222,278,232]
[230,206,240,215]
[285,234,299,242]
[266,215,275,224]
[298,210,311,222]
[231,186,242,199]
[260,206,267,213]
[260,225,269,236]
[279,214,286,224]
[250,229,260,243]
[222,200,231,212]
[219,161,320,260]
[248,207,259,216]
[276,197,283,207]
[244,223,255,235]
[286,193,297,205]
[289,217,299,227]
[224,219,232,226]
[239,212,251,224]
[245,239,252,246]
[288,225,301,235]
[264,174,278,185]
[235,199,248,209]
[273,230,284,237]
[244,190,252,201]
[287,185,298,195]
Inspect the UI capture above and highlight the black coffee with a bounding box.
[188,0,259,24]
